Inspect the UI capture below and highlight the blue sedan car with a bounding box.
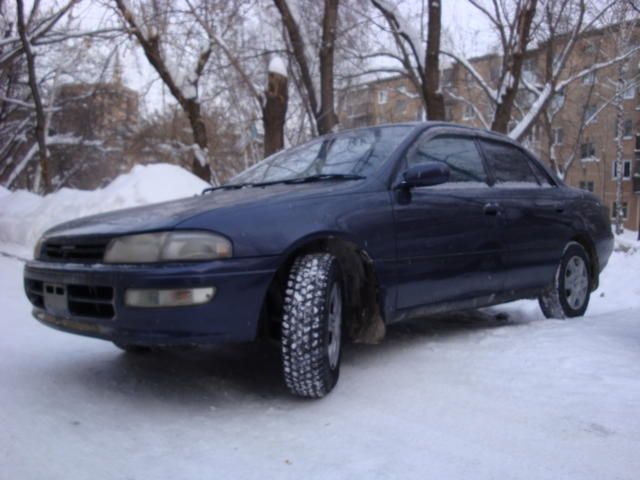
[24,123,614,398]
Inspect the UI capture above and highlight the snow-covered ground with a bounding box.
[1,166,639,479]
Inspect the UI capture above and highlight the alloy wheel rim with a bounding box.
[564,256,589,310]
[327,282,342,370]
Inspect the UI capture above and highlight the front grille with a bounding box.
[42,240,109,263]
[25,279,44,308]
[67,285,114,318]
[25,281,115,319]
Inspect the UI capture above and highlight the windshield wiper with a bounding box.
[202,183,252,194]
[202,174,365,194]
[284,173,366,184]
[202,179,298,195]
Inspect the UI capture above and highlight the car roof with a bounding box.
[338,121,519,145]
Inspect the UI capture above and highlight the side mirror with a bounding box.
[399,162,450,188]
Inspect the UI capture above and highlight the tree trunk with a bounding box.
[491,0,537,134]
[263,71,288,157]
[114,0,212,182]
[423,0,445,120]
[184,99,211,181]
[613,76,625,235]
[317,0,340,134]
[273,0,338,135]
[16,0,50,193]
[272,0,319,126]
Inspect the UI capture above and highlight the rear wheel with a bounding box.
[281,253,343,398]
[539,242,592,319]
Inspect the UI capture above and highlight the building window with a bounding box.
[378,90,388,105]
[585,103,599,122]
[579,180,594,192]
[441,68,453,88]
[445,105,453,121]
[611,201,629,219]
[636,134,640,152]
[550,89,566,112]
[395,99,407,116]
[463,103,475,120]
[582,71,597,85]
[623,82,636,100]
[552,127,564,146]
[612,159,632,180]
[580,142,596,159]
[623,119,633,138]
[490,66,500,82]
[523,58,536,73]
[615,119,633,139]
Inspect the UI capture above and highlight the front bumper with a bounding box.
[23,256,279,346]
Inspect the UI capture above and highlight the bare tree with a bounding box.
[442,0,538,134]
[114,0,213,181]
[370,0,445,119]
[182,0,289,158]
[447,0,640,141]
[263,59,288,156]
[15,0,59,193]
[533,3,639,188]
[272,0,340,135]
[608,7,638,233]
[0,0,106,192]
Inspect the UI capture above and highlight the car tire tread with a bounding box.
[281,253,341,398]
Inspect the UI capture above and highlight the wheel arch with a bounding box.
[258,232,386,344]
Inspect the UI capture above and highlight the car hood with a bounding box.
[42,181,363,239]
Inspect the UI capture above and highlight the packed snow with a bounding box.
[0,163,208,258]
[0,165,639,479]
[268,56,288,77]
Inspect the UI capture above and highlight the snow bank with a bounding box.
[0,163,208,255]
[591,232,640,314]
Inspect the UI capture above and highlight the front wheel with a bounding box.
[281,253,343,398]
[539,242,592,319]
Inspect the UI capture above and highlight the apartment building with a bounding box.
[337,26,640,232]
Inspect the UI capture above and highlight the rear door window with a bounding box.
[407,135,488,186]
[479,140,541,187]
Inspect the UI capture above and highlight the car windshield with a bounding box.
[228,125,413,186]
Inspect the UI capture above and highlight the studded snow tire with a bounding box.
[281,253,343,398]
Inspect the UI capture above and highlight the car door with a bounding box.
[392,131,503,311]
[477,139,572,291]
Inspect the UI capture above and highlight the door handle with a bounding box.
[483,203,500,216]
[555,206,565,214]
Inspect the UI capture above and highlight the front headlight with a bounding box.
[103,231,232,263]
